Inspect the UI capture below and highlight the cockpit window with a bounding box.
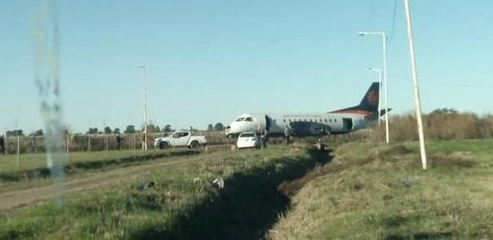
[244,117,253,122]
[235,117,245,122]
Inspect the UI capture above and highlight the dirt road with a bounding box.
[0,156,201,211]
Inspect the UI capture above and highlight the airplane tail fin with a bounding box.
[330,82,380,115]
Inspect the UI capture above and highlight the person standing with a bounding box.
[116,134,122,150]
[262,129,268,148]
[0,135,5,154]
[284,126,291,145]
[31,136,37,153]
[318,138,326,152]
[141,134,146,150]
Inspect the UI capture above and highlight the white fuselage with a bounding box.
[226,112,371,137]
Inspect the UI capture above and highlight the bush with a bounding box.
[370,109,493,142]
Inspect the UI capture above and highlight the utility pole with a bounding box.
[404,0,427,169]
[140,65,148,151]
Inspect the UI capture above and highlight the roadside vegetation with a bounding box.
[269,139,493,239]
[0,145,329,239]
[371,109,493,141]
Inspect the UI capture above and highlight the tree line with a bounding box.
[3,123,226,137]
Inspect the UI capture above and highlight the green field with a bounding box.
[0,149,200,193]
[0,149,174,173]
[0,145,328,239]
[269,139,493,239]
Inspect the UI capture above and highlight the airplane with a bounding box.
[225,82,387,138]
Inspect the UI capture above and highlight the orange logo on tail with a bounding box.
[366,90,378,106]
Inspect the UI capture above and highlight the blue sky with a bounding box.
[1,0,492,133]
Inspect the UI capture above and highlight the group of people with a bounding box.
[258,126,292,149]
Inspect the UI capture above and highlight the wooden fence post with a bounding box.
[133,133,136,155]
[106,134,109,152]
[66,134,70,163]
[88,135,91,152]
[17,136,20,170]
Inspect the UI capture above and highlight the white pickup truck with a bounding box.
[154,131,207,149]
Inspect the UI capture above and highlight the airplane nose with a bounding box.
[229,122,240,133]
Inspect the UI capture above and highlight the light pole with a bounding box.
[358,31,390,144]
[140,65,148,151]
[366,67,382,126]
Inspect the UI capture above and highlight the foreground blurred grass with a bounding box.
[0,145,329,239]
[269,139,493,239]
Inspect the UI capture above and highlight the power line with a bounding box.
[420,81,493,89]
[388,0,398,45]
[387,73,493,89]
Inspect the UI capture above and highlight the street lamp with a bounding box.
[140,65,148,151]
[359,31,390,144]
[366,67,382,126]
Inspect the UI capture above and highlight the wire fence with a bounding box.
[0,131,229,155]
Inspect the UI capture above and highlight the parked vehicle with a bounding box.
[154,131,207,149]
[236,132,261,149]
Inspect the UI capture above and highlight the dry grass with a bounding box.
[268,139,493,239]
[371,111,493,142]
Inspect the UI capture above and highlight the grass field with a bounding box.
[269,139,493,239]
[0,149,201,193]
[0,149,177,173]
[1,139,492,239]
[0,145,329,239]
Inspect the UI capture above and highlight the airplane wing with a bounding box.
[365,108,392,120]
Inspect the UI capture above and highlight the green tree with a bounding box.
[145,124,160,133]
[124,125,135,134]
[30,129,44,136]
[207,124,213,131]
[104,127,112,134]
[163,125,173,132]
[6,130,23,137]
[86,128,98,134]
[113,128,121,134]
[213,123,224,131]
